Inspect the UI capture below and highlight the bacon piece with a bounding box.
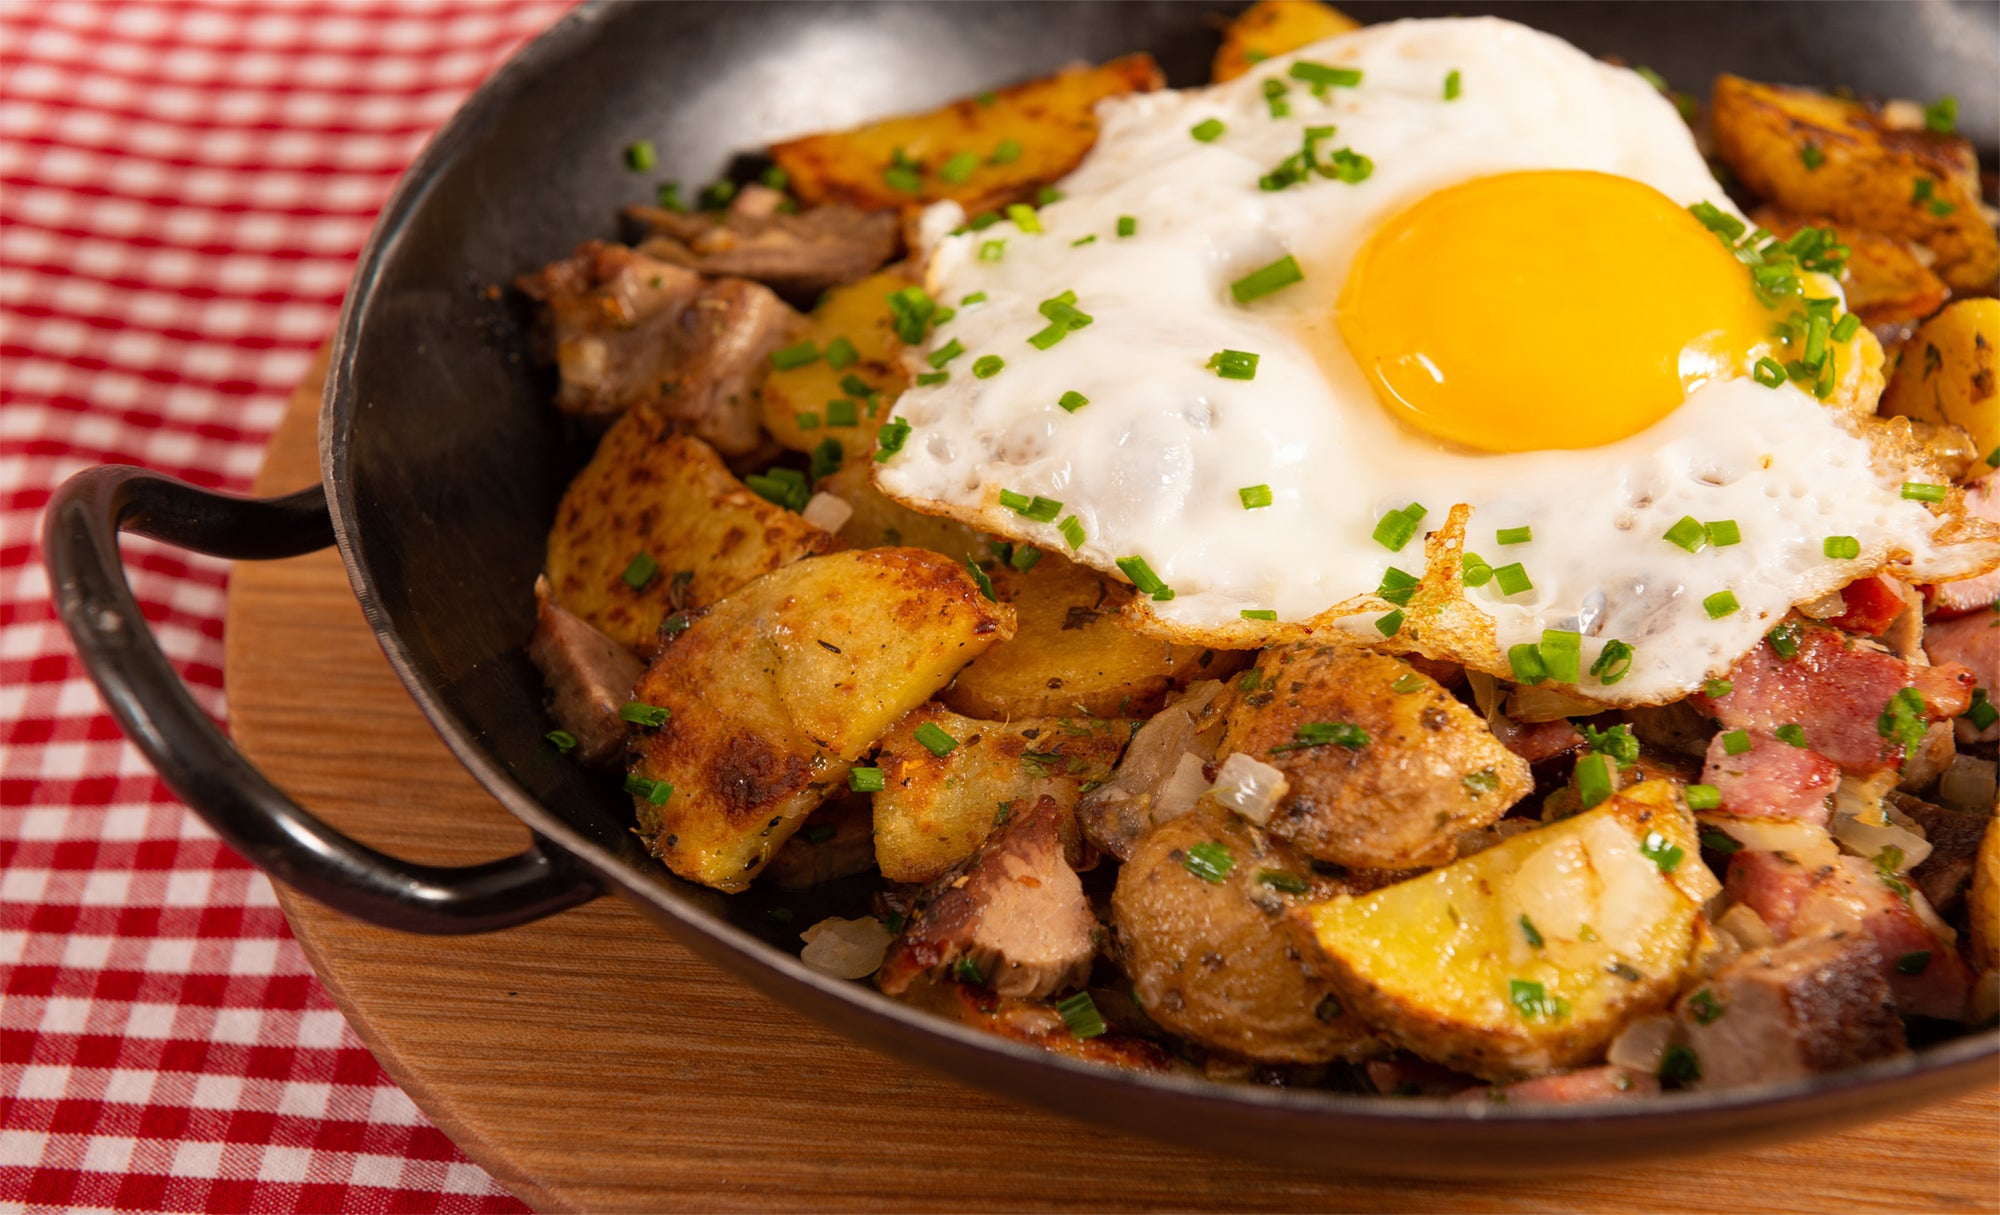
[1726,849,1972,1021]
[1694,622,1975,775]
[1496,717,1583,764]
[1924,611,2000,745]
[1698,730,1840,825]
[1925,479,2000,617]
[1824,575,1906,636]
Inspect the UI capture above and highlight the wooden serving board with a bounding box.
[224,356,2000,1214]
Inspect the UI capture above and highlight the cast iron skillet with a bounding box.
[46,0,2000,1176]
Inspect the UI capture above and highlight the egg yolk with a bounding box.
[1336,170,1774,452]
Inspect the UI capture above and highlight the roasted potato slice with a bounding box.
[759,269,910,458]
[1212,0,1361,83]
[628,548,1015,892]
[816,463,985,557]
[1709,75,1997,293]
[545,408,835,654]
[1112,808,1390,1063]
[871,703,1131,884]
[1295,781,1719,1081]
[1753,208,1949,339]
[943,555,1245,720]
[1880,299,2000,475]
[1972,814,2000,975]
[1217,642,1530,870]
[770,55,1164,216]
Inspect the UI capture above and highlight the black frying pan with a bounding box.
[46,0,2000,1176]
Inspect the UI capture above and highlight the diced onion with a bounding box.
[1938,755,1998,814]
[1830,802,1931,872]
[1831,771,1898,829]
[801,491,854,533]
[1715,903,1776,951]
[799,916,892,979]
[1153,752,1213,822]
[1505,684,1607,723]
[1205,752,1289,825]
[1711,818,1841,869]
[1607,1014,1677,1075]
[1797,589,1847,620]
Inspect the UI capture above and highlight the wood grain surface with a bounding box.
[223,355,2000,1214]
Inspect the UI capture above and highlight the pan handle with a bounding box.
[43,465,602,933]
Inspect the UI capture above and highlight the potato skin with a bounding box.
[1212,0,1360,83]
[1880,299,2000,477]
[628,548,1014,891]
[1709,75,1997,293]
[943,555,1246,720]
[759,269,910,460]
[872,703,1131,884]
[1218,643,1530,870]
[546,408,835,654]
[1113,809,1390,1063]
[770,55,1163,216]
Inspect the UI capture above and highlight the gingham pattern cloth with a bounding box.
[1,2,577,1209]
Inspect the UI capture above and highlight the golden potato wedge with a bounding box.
[1880,299,2000,476]
[545,408,836,655]
[770,55,1164,216]
[628,548,1015,892]
[759,269,911,459]
[1972,813,1999,974]
[1294,780,1719,1081]
[871,703,1131,884]
[817,463,985,557]
[1212,0,1360,83]
[1709,75,1997,292]
[943,554,1246,720]
[1753,208,1948,339]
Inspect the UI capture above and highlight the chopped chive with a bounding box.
[1241,608,1278,621]
[1897,950,1934,976]
[1190,117,1227,142]
[989,138,1022,165]
[1753,357,1788,388]
[1508,643,1549,686]
[1256,869,1309,894]
[1774,723,1808,748]
[1800,141,1824,171]
[809,437,842,483]
[1703,590,1739,619]
[1036,186,1063,206]
[1058,390,1089,413]
[1701,827,1741,855]
[1009,493,1063,523]
[1722,729,1752,756]
[962,554,995,601]
[1540,629,1582,684]
[1010,545,1042,573]
[769,340,820,371]
[1392,672,1426,694]
[839,373,875,398]
[1282,721,1368,750]
[1071,234,1097,247]
[624,140,656,171]
[1962,689,1997,731]
[960,291,988,307]
[1230,255,1305,304]
[938,151,981,184]
[882,165,923,194]
[1375,609,1405,637]
[1686,988,1724,1025]
[1288,60,1363,89]
[1183,840,1234,883]
[1492,563,1533,597]
[1239,484,1274,510]
[1591,639,1634,686]
[873,416,912,462]
[1206,349,1260,380]
[822,336,858,370]
[655,181,686,212]
[965,212,1002,232]
[1376,566,1420,606]
[1924,95,1957,134]
[1372,507,1420,552]
[1640,830,1684,874]
[1901,481,1947,503]
[659,613,690,639]
[1706,520,1741,547]
[623,772,673,805]
[1831,313,1860,342]
[822,399,858,428]
[1659,1044,1699,1084]
[621,551,659,591]
[980,239,1006,262]
[544,729,577,753]
[760,164,789,191]
[1443,69,1462,100]
[1116,555,1172,600]
[618,701,670,727]
[914,371,948,386]
[1056,990,1107,1038]
[927,338,965,369]
[1519,914,1544,949]
[1767,620,1803,659]
[1987,445,2000,469]
[1663,516,1709,553]
[1005,203,1042,234]
[1496,526,1532,546]
[1264,78,1292,119]
[1704,678,1734,698]
[955,957,983,984]
[1684,783,1722,811]
[1460,553,1493,588]
[1116,215,1137,238]
[972,355,1005,379]
[1058,515,1086,550]
[1824,535,1860,560]
[913,721,959,757]
[794,411,821,430]
[1509,978,1568,1022]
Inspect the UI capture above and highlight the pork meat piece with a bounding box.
[876,794,1096,1001]
[1698,729,1840,825]
[1923,610,1999,745]
[1928,479,2000,616]
[515,240,798,454]
[628,187,899,302]
[1675,932,1905,1089]
[527,576,643,767]
[1693,620,1975,775]
[1893,794,1990,916]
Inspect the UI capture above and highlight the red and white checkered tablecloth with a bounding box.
[2,2,577,1209]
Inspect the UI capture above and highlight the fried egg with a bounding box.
[873,17,1999,704]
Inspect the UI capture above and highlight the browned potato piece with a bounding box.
[943,555,1246,719]
[816,463,985,557]
[1112,809,1390,1063]
[1709,75,1997,292]
[1880,299,2000,474]
[759,269,910,458]
[545,408,835,655]
[1212,0,1360,83]
[1218,643,1530,870]
[872,703,1131,884]
[628,548,1014,892]
[1972,814,2000,975]
[770,55,1164,216]
[1754,208,1948,339]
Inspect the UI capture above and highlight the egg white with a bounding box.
[874,16,1998,704]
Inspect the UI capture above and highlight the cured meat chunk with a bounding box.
[1923,611,1999,745]
[629,188,899,302]
[1675,933,1905,1089]
[526,576,642,767]
[1698,729,1840,825]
